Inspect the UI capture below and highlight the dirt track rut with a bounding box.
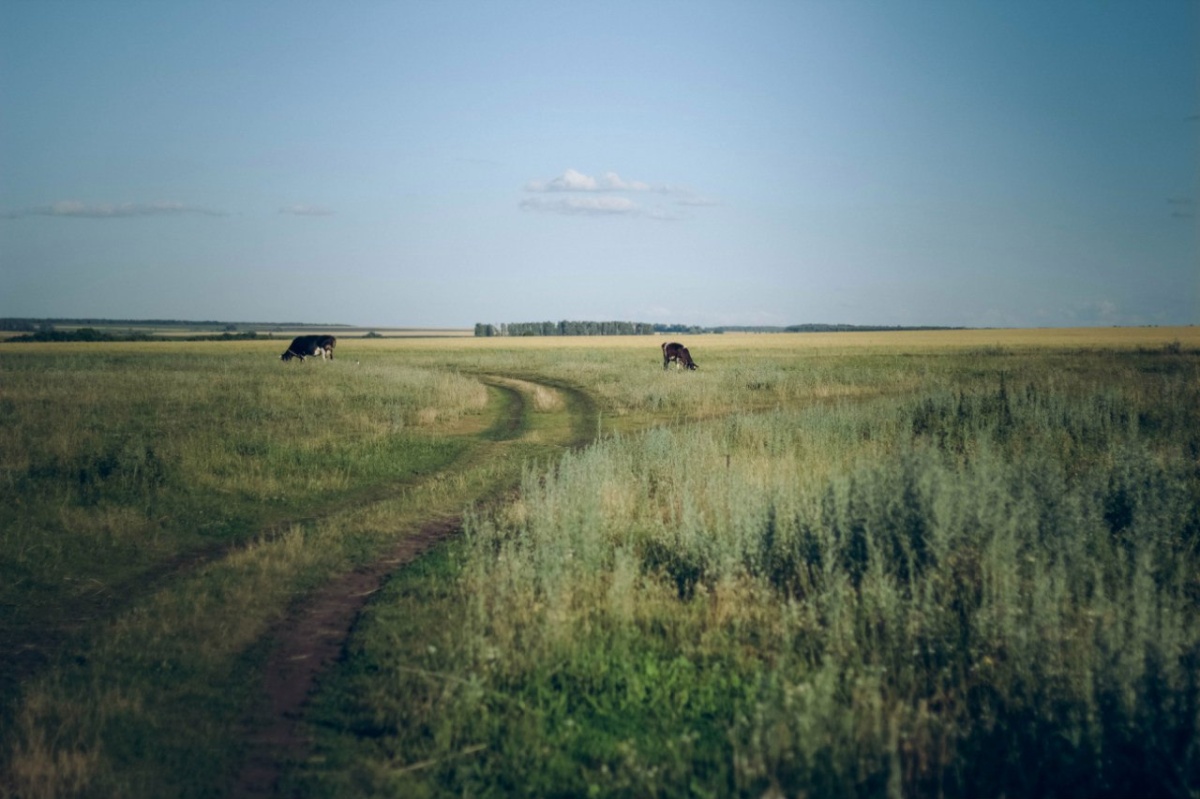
[233,374,596,797]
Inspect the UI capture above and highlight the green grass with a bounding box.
[3,335,1198,798]
[293,347,1200,798]
[0,348,488,770]
[0,342,606,798]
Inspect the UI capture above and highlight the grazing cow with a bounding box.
[281,334,337,362]
[662,341,697,370]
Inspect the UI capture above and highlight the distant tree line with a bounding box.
[474,321,965,337]
[0,317,346,330]
[6,328,270,343]
[6,328,149,343]
[654,323,716,335]
[475,321,656,337]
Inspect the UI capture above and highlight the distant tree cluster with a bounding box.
[7,327,153,343]
[472,321,967,338]
[6,328,268,343]
[181,331,267,342]
[475,321,656,337]
[655,323,723,335]
[0,317,345,330]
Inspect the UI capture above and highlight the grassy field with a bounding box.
[2,328,1198,797]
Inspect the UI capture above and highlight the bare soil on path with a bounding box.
[232,374,596,797]
[233,514,463,797]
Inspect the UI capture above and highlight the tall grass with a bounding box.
[298,350,1200,797]
[0,347,487,730]
[4,334,1196,797]
[0,341,585,798]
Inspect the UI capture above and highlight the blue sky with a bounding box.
[1,0,1195,328]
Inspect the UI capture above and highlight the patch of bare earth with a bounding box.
[233,514,461,798]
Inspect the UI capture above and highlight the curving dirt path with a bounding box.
[234,514,464,797]
[0,382,533,732]
[233,374,597,797]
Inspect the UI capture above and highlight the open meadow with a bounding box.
[1,327,1198,797]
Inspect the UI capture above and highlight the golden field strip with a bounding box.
[332,325,1200,352]
[1,326,1197,798]
[5,324,1195,349]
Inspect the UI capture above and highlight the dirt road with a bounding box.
[233,374,598,797]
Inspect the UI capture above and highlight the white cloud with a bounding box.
[525,169,598,192]
[597,171,651,191]
[525,169,652,193]
[519,169,715,221]
[2,201,228,219]
[520,196,639,216]
[280,204,335,217]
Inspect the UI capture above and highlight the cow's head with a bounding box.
[281,350,298,362]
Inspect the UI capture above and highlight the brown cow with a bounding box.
[662,341,697,370]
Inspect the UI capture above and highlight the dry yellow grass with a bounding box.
[3,326,1192,359]
[282,325,1200,354]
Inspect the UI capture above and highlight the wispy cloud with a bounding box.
[525,169,651,193]
[1,200,228,219]
[595,171,652,192]
[520,196,640,216]
[520,169,713,221]
[279,204,335,217]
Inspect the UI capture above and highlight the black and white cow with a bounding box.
[281,334,337,362]
[662,341,697,370]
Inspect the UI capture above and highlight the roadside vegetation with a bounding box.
[1,329,1197,797]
